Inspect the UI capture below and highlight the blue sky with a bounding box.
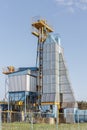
[0,0,87,101]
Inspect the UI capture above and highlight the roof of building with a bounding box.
[8,67,38,77]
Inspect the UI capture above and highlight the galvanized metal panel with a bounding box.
[30,76,36,92]
[8,72,36,92]
[42,38,60,103]
[26,75,30,91]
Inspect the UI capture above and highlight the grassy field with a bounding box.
[1,122,87,130]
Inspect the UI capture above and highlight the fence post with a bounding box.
[31,112,33,130]
[78,111,79,130]
[56,106,58,130]
[0,106,2,130]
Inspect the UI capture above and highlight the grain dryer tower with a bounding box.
[2,17,77,122]
[32,17,77,118]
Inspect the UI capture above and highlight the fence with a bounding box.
[0,110,87,130]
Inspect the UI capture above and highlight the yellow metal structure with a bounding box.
[41,102,60,109]
[32,17,53,105]
[0,101,8,105]
[32,18,53,42]
[3,66,15,74]
[16,101,23,106]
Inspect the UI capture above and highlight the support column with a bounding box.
[25,92,26,120]
[0,106,2,130]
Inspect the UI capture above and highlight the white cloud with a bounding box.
[55,0,87,12]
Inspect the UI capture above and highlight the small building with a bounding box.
[7,67,38,113]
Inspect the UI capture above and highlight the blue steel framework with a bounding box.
[8,91,37,111]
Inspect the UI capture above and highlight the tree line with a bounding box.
[78,101,87,110]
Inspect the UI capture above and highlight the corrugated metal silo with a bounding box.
[42,34,60,104]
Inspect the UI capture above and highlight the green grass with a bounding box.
[1,122,87,130]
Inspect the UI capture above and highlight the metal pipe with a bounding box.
[24,92,26,120]
[0,106,2,130]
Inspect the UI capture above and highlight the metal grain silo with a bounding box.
[41,34,60,106]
